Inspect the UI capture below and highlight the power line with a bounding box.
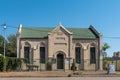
[6,25,18,29]
[103,37,120,39]
[2,24,120,39]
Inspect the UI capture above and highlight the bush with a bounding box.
[0,56,22,72]
[0,56,4,71]
[103,58,108,70]
[68,74,72,77]
[46,60,52,70]
[71,59,77,71]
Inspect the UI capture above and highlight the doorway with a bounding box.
[57,53,64,69]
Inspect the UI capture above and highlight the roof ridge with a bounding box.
[22,27,88,29]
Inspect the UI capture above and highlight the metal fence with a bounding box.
[8,58,101,72]
[1,58,116,72]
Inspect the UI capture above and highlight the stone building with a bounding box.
[17,24,103,71]
[113,52,120,58]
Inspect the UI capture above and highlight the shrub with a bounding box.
[46,60,52,70]
[68,74,72,77]
[71,59,77,72]
[0,56,4,71]
[103,58,108,70]
[0,56,22,72]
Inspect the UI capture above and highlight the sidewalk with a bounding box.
[73,71,120,77]
[0,70,120,77]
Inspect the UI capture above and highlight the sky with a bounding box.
[0,0,120,57]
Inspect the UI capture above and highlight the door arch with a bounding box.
[57,53,64,69]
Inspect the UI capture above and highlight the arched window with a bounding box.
[24,42,31,63]
[40,42,45,63]
[90,43,96,64]
[75,43,82,63]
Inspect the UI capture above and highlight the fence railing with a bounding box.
[0,58,101,71]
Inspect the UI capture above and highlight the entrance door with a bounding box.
[57,53,64,69]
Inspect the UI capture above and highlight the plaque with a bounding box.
[66,60,69,64]
[52,59,56,63]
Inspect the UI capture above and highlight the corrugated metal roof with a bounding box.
[20,27,97,38]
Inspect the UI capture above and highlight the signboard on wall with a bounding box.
[66,59,69,64]
[52,59,56,63]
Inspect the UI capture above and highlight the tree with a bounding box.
[6,34,17,57]
[102,43,110,52]
[102,43,110,70]
[0,35,4,55]
[102,43,110,57]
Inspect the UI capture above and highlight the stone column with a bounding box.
[17,24,22,58]
[16,33,20,58]
[29,48,32,64]
[83,43,88,70]
[99,33,103,70]
[69,35,73,70]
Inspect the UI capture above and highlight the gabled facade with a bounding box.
[17,24,103,71]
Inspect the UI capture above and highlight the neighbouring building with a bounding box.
[17,23,103,71]
[113,52,120,58]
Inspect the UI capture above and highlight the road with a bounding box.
[1,77,120,80]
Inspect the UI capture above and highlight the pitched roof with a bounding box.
[20,27,99,39]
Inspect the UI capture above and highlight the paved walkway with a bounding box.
[1,77,120,80]
[0,70,120,77]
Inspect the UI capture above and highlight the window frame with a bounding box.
[40,47,45,63]
[90,46,96,64]
[24,46,30,63]
[75,47,81,64]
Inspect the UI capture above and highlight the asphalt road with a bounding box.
[1,77,120,80]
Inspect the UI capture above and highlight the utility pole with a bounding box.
[1,23,7,72]
[3,23,6,58]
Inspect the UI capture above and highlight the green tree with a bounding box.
[6,34,17,57]
[102,43,110,70]
[0,35,4,55]
[102,43,110,57]
[102,43,110,52]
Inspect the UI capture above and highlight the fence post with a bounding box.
[116,59,117,71]
[40,59,41,71]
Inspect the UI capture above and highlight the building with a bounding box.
[17,23,103,71]
[113,52,120,58]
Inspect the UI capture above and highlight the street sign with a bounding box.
[107,64,115,74]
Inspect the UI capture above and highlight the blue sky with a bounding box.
[0,0,120,57]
